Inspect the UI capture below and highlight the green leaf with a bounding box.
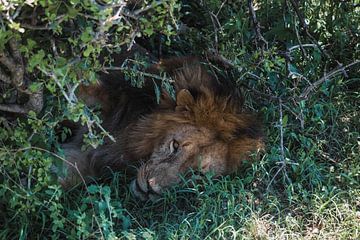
[8,22,25,33]
[153,82,161,104]
[83,45,94,57]
[80,27,93,43]
[87,185,99,194]
[282,114,288,127]
[67,6,79,19]
[29,82,42,93]
[28,50,46,72]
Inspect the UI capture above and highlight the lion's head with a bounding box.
[125,62,264,201]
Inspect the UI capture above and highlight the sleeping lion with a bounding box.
[61,53,264,201]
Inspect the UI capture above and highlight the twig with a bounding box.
[17,146,77,169]
[278,99,286,166]
[133,1,163,15]
[50,39,59,58]
[38,68,116,143]
[266,164,285,191]
[39,68,75,104]
[294,22,306,58]
[103,66,172,82]
[209,12,220,51]
[21,23,52,30]
[267,98,290,190]
[298,60,360,100]
[21,14,66,31]
[127,28,138,51]
[248,0,268,52]
[206,49,242,71]
[241,82,280,101]
[282,103,304,129]
[288,43,318,52]
[216,0,228,16]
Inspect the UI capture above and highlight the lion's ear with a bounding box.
[176,89,194,111]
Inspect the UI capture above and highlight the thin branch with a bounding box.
[278,99,286,167]
[21,23,52,30]
[282,103,304,129]
[38,68,116,143]
[209,12,220,51]
[294,22,306,58]
[248,0,268,52]
[206,49,242,71]
[299,60,360,100]
[241,83,280,101]
[21,14,67,31]
[127,28,138,51]
[103,66,172,82]
[38,69,75,104]
[50,39,59,58]
[266,164,285,191]
[288,43,318,52]
[133,1,163,15]
[216,0,228,16]
[267,98,290,191]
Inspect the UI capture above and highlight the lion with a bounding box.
[60,54,264,201]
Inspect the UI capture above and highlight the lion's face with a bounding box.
[130,124,228,201]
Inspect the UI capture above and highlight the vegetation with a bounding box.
[0,0,359,239]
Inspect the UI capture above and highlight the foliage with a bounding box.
[0,0,359,239]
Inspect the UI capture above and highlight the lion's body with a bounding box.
[61,55,264,199]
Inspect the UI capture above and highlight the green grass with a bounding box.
[1,0,359,239]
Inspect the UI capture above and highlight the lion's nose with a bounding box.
[148,178,155,187]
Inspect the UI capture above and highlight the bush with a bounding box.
[0,0,359,238]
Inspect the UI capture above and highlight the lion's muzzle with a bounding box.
[130,178,161,201]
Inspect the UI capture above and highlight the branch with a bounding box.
[288,43,318,52]
[38,68,116,143]
[298,60,360,100]
[133,1,163,15]
[294,22,306,58]
[248,0,268,52]
[267,98,290,190]
[0,39,43,114]
[206,49,241,70]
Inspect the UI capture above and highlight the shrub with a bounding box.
[0,0,359,238]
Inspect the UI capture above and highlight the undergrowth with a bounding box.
[0,0,359,239]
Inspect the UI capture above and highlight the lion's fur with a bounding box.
[61,55,263,198]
